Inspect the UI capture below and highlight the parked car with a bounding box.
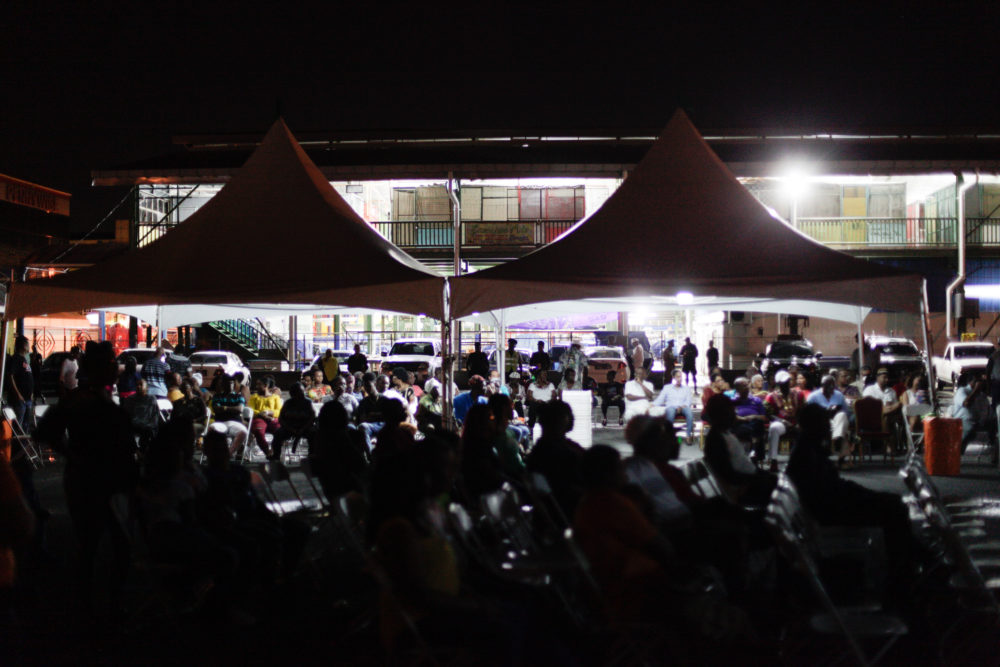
[188,350,251,382]
[117,347,192,377]
[756,335,823,385]
[584,346,629,385]
[37,351,73,397]
[863,336,925,383]
[932,341,994,388]
[380,339,441,385]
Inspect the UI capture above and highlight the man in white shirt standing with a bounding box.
[624,366,660,423]
[653,369,694,444]
[631,338,645,379]
[59,345,81,396]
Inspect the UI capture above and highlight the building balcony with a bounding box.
[795,217,999,250]
[372,219,577,259]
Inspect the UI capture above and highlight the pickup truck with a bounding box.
[380,338,441,386]
[932,341,994,388]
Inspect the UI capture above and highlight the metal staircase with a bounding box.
[204,318,288,360]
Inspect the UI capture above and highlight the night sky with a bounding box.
[5,1,1000,207]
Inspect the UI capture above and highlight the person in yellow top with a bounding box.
[248,375,283,459]
[308,369,332,402]
[166,372,185,403]
[320,349,341,387]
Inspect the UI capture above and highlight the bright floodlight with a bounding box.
[676,291,694,305]
[780,163,809,197]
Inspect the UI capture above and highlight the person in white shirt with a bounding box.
[624,367,662,423]
[652,369,694,443]
[526,372,555,432]
[59,345,81,395]
[424,367,458,401]
[862,367,904,450]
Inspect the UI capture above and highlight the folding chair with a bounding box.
[2,405,43,468]
[156,397,174,423]
[679,458,723,501]
[259,460,318,516]
[854,397,892,464]
[765,475,907,666]
[902,402,932,456]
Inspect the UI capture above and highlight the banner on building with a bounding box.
[0,174,71,216]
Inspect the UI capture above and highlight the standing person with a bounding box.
[653,369,694,445]
[530,341,552,374]
[661,340,676,377]
[559,342,587,388]
[951,371,997,458]
[630,339,645,380]
[985,340,1000,445]
[320,349,340,387]
[679,337,698,387]
[59,345,81,397]
[346,344,368,375]
[35,341,138,611]
[6,335,35,432]
[140,346,170,399]
[705,340,719,375]
[465,341,490,379]
[504,338,523,379]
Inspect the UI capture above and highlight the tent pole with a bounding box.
[857,309,864,373]
[0,318,9,403]
[497,310,506,384]
[921,280,937,411]
[441,280,454,430]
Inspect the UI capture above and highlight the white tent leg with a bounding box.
[441,281,455,430]
[921,280,937,410]
[857,308,864,372]
[497,310,506,383]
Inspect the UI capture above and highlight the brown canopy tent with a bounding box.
[4,119,445,321]
[450,110,923,320]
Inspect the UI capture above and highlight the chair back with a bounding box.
[854,396,884,434]
[902,403,932,419]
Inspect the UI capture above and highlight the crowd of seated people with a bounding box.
[7,335,991,664]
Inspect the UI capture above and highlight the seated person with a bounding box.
[172,379,208,431]
[332,374,359,423]
[208,375,248,457]
[309,401,369,499]
[763,371,797,472]
[702,394,776,508]
[653,369,695,445]
[574,445,752,640]
[525,372,555,432]
[271,382,315,459]
[599,370,625,427]
[453,375,488,425]
[862,367,905,452]
[166,372,184,403]
[623,366,659,424]
[525,400,585,518]
[248,375,283,459]
[417,383,445,433]
[122,378,161,448]
[557,367,582,395]
[805,374,852,466]
[307,369,332,402]
[787,403,917,606]
[730,378,767,461]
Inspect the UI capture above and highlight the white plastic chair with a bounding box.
[902,402,932,455]
[156,398,174,422]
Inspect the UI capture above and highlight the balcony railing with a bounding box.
[373,219,577,249]
[797,217,1000,248]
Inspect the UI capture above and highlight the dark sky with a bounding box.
[5,0,1000,200]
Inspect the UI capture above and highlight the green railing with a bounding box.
[797,217,1000,248]
[208,319,287,353]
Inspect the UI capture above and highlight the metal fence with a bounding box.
[373,219,576,249]
[797,217,1000,248]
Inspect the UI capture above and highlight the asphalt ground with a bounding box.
[7,385,1000,665]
